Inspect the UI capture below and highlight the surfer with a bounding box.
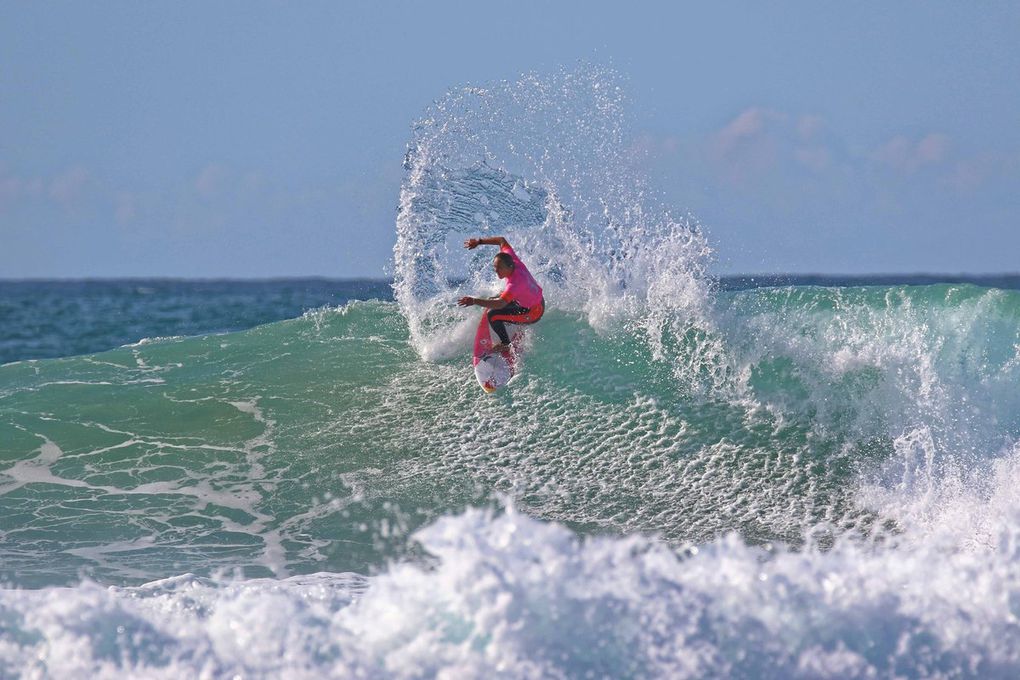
[457,236,545,353]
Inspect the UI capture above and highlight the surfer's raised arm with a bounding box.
[459,235,512,308]
[464,236,509,250]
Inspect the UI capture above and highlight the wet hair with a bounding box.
[494,252,515,270]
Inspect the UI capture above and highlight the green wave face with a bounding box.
[4,283,1018,587]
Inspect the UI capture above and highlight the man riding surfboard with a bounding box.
[457,236,545,353]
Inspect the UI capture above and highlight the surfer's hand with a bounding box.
[464,238,479,250]
[457,296,474,307]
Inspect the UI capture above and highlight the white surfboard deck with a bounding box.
[474,352,514,393]
[472,312,524,394]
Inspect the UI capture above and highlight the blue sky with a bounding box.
[2,2,1018,277]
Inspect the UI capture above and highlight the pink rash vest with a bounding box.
[498,244,543,308]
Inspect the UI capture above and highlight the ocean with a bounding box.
[3,66,1020,678]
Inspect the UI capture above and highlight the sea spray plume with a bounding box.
[392,65,729,395]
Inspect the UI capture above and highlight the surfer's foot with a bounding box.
[491,343,510,353]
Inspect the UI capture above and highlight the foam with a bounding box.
[3,506,1020,678]
[712,285,1020,537]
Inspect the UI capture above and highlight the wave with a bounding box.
[3,283,1019,580]
[4,280,1019,675]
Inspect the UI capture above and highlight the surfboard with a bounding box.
[472,312,521,393]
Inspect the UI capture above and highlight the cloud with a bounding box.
[707,112,974,193]
[48,166,90,205]
[712,108,787,160]
[708,108,786,182]
[795,146,832,172]
[240,171,267,193]
[0,172,24,207]
[194,163,228,199]
[0,163,44,210]
[709,108,835,182]
[797,114,825,141]
[944,151,1020,192]
[115,192,137,224]
[871,133,951,173]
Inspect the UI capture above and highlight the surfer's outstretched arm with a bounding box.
[457,296,509,309]
[464,236,509,250]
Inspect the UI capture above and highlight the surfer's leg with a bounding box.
[490,319,511,345]
[488,302,528,345]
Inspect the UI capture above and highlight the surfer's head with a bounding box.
[493,253,515,279]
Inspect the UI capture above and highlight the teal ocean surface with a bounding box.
[4,278,1020,678]
[0,279,391,366]
[3,67,1020,678]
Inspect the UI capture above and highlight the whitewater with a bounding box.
[3,67,1020,678]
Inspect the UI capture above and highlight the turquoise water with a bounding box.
[3,66,1020,677]
[3,283,1020,676]
[4,282,1019,586]
[0,279,390,365]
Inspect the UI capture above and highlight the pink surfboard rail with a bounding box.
[472,311,523,393]
[472,311,516,370]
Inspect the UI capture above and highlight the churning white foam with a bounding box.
[3,504,1020,678]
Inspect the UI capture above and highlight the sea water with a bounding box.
[3,67,1020,678]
